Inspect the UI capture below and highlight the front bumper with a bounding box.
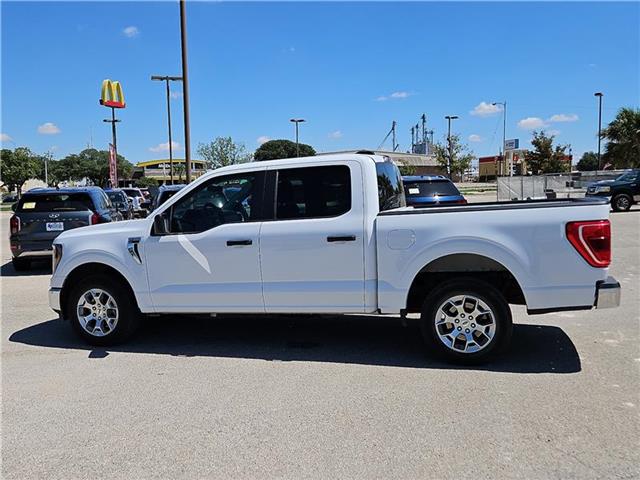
[595,276,621,309]
[49,287,62,313]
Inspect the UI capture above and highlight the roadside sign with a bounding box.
[109,143,118,187]
[505,139,519,150]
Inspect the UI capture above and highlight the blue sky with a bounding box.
[2,1,639,165]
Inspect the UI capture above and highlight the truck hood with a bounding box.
[55,218,149,242]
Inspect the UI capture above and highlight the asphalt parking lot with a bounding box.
[1,209,639,479]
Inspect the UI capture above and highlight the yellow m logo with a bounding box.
[100,79,126,108]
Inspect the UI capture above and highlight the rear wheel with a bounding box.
[612,194,632,212]
[67,275,140,346]
[11,256,30,271]
[420,279,512,364]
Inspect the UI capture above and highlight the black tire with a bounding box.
[66,274,141,346]
[420,278,512,364]
[611,194,632,212]
[11,256,30,271]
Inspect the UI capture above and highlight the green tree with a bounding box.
[53,149,133,187]
[601,107,640,168]
[136,177,159,188]
[432,134,474,181]
[174,162,186,182]
[525,131,570,174]
[197,136,252,170]
[254,139,315,161]
[398,165,417,176]
[576,151,599,171]
[0,147,42,196]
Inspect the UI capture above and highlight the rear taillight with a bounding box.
[566,220,611,268]
[9,215,20,235]
[90,212,100,225]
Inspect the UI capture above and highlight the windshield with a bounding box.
[122,189,143,197]
[107,192,126,203]
[616,171,639,182]
[16,193,94,212]
[403,180,461,197]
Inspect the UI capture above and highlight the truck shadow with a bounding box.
[9,314,581,374]
[0,259,52,277]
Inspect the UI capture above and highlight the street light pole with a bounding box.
[152,75,183,184]
[594,92,603,171]
[492,101,507,175]
[445,115,459,179]
[179,0,192,183]
[290,118,306,157]
[103,108,121,186]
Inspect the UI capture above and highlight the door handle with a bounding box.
[327,235,356,242]
[226,239,252,246]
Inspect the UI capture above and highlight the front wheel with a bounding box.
[67,275,140,346]
[420,279,512,364]
[612,194,632,212]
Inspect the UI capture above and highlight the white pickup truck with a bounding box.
[48,153,620,362]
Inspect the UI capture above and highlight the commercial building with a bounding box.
[479,150,572,180]
[132,159,207,184]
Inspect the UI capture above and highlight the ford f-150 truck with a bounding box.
[48,153,621,362]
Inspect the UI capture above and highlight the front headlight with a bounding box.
[594,186,611,193]
[52,243,63,273]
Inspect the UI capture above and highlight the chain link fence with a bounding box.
[497,170,625,201]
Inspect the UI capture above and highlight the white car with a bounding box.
[49,153,620,362]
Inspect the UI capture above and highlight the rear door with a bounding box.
[259,161,366,313]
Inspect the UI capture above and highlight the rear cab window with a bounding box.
[275,165,351,220]
[375,161,406,211]
[16,193,95,212]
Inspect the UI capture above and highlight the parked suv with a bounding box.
[105,188,133,220]
[9,187,115,270]
[402,175,467,206]
[122,188,148,218]
[150,184,186,211]
[586,169,640,211]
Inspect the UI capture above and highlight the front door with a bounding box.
[144,170,266,313]
[259,162,366,313]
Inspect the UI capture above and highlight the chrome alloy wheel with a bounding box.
[434,294,496,353]
[76,288,119,337]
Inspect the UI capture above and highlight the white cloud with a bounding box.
[123,26,140,38]
[328,130,343,139]
[149,140,181,153]
[470,101,503,117]
[517,117,547,130]
[375,91,413,101]
[0,133,12,142]
[37,122,61,135]
[547,129,561,136]
[548,113,578,123]
[257,136,270,145]
[468,134,483,142]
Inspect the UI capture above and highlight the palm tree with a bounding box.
[602,107,640,168]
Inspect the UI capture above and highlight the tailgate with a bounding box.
[15,211,93,241]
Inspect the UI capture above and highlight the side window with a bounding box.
[276,165,351,220]
[168,172,262,234]
[375,161,406,211]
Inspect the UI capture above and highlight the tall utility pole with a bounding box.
[151,75,183,184]
[410,126,415,152]
[445,115,459,179]
[594,92,604,170]
[421,114,426,144]
[290,118,305,157]
[391,121,397,152]
[179,0,192,183]
[492,101,507,175]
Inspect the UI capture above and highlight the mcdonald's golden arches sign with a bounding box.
[100,79,126,108]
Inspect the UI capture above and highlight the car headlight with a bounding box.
[594,186,611,193]
[52,243,63,273]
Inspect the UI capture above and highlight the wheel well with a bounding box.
[405,254,526,313]
[60,263,137,319]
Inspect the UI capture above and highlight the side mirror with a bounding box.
[153,214,169,235]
